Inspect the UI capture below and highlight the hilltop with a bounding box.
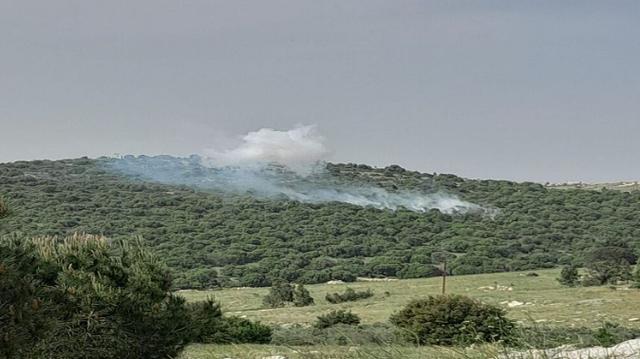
[1,157,639,288]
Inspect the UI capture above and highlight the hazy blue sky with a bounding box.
[1,1,639,182]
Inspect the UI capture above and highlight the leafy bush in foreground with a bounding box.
[390,295,515,346]
[0,237,55,358]
[314,310,361,329]
[188,297,272,344]
[0,234,192,359]
[325,287,374,304]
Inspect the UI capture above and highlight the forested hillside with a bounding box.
[1,157,639,288]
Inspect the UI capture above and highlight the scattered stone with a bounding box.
[262,356,287,359]
[629,318,640,322]
[505,338,640,358]
[506,300,524,308]
[326,280,344,284]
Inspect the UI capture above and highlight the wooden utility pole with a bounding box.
[441,258,447,295]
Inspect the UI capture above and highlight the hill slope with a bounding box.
[1,157,640,288]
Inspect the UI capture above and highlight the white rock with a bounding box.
[506,300,524,307]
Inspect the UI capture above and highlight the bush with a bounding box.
[0,197,8,218]
[390,295,515,346]
[215,316,272,344]
[633,265,640,288]
[583,260,631,285]
[271,323,399,346]
[325,288,374,304]
[262,282,294,308]
[557,265,579,286]
[263,282,314,308]
[292,284,314,307]
[187,297,273,344]
[314,310,361,329]
[0,237,56,358]
[0,233,193,359]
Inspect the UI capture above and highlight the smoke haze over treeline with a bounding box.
[107,126,484,214]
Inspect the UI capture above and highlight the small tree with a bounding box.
[263,282,294,308]
[188,297,271,344]
[632,265,640,288]
[582,246,634,285]
[390,295,515,346]
[292,284,314,307]
[325,288,373,304]
[0,197,8,218]
[314,310,360,329]
[557,265,579,286]
[1,233,193,359]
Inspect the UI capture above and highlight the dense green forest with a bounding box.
[1,157,639,288]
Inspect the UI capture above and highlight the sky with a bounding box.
[1,1,639,183]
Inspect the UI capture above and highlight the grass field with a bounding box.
[178,269,640,329]
[180,343,503,359]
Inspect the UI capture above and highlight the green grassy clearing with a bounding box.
[180,343,503,359]
[178,269,640,329]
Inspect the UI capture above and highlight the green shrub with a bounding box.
[325,287,373,304]
[390,295,515,346]
[0,197,8,218]
[187,297,272,344]
[215,316,272,344]
[314,310,361,329]
[0,237,56,358]
[263,282,314,308]
[272,323,400,346]
[633,265,640,288]
[263,282,294,308]
[557,265,579,286]
[292,284,314,307]
[0,234,193,359]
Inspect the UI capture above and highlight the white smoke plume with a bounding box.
[204,125,328,175]
[108,126,486,215]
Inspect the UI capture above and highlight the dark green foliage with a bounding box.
[213,316,272,344]
[516,323,640,349]
[263,282,314,308]
[0,237,56,358]
[188,298,271,344]
[3,158,640,288]
[582,246,633,285]
[263,282,294,308]
[272,323,399,346]
[0,196,8,218]
[314,310,361,329]
[292,284,314,307]
[390,295,515,346]
[633,265,640,288]
[0,234,192,359]
[187,297,224,342]
[325,288,373,304]
[557,265,579,286]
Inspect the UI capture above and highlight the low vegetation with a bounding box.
[0,233,269,359]
[326,288,374,304]
[0,197,7,218]
[263,282,315,308]
[314,310,361,329]
[390,295,516,346]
